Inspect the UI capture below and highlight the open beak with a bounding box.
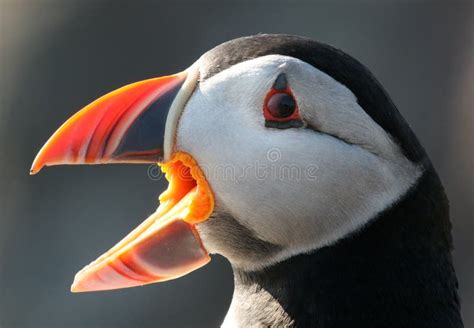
[31,68,215,292]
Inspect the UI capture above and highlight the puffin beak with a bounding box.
[31,69,215,292]
[31,72,188,172]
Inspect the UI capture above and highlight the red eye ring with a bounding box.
[263,75,302,124]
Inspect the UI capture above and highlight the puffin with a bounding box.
[31,34,463,327]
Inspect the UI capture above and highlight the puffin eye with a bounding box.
[267,93,296,118]
[263,73,303,129]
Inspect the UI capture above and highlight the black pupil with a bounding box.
[267,93,296,118]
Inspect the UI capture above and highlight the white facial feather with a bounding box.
[175,55,422,270]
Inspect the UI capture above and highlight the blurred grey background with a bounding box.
[0,0,473,327]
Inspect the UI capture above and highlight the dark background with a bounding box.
[1,1,473,327]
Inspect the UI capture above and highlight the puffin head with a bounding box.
[31,34,424,291]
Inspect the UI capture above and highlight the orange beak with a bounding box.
[31,70,215,292]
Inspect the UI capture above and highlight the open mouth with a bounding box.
[71,152,214,292]
[29,69,216,292]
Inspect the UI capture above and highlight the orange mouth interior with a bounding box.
[157,152,214,224]
[70,152,214,292]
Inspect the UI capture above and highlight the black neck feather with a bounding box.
[234,168,463,327]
